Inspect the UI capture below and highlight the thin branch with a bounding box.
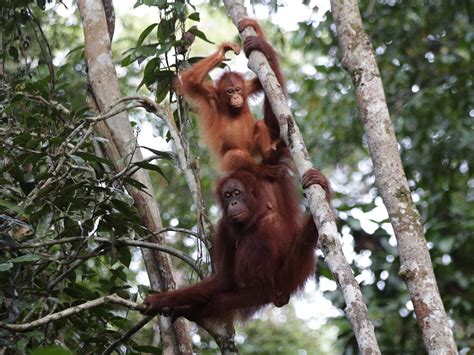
[11,234,204,280]
[8,227,199,250]
[9,236,83,249]
[47,244,109,291]
[17,92,70,114]
[102,314,155,355]
[0,294,146,332]
[27,7,56,98]
[93,237,204,279]
[161,104,213,247]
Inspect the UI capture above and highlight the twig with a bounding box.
[8,236,83,249]
[47,245,109,291]
[0,294,146,332]
[93,237,204,279]
[161,104,213,247]
[17,92,70,114]
[8,227,199,250]
[27,7,56,97]
[102,314,155,355]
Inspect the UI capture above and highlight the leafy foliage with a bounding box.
[0,1,173,353]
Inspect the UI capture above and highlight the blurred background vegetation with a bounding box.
[0,0,472,353]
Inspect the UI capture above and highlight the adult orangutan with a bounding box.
[176,19,285,173]
[142,160,331,322]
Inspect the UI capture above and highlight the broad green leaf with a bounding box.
[188,26,214,44]
[137,23,158,47]
[140,147,174,160]
[0,263,14,272]
[9,254,41,264]
[73,152,112,166]
[188,12,200,21]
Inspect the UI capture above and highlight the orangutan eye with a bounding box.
[234,189,240,195]
[235,87,241,93]
[224,192,231,198]
[226,89,233,94]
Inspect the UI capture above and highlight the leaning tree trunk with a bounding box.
[330,0,457,353]
[78,1,193,353]
[222,1,381,354]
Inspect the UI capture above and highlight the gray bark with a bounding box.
[222,1,381,354]
[77,1,193,353]
[330,0,457,353]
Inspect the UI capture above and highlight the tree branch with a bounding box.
[10,235,204,280]
[0,294,146,332]
[102,314,155,355]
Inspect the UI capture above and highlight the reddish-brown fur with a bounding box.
[176,19,285,173]
[142,159,331,323]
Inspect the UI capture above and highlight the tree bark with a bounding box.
[222,1,381,354]
[330,0,457,353]
[77,1,193,353]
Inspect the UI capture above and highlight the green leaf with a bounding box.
[66,45,85,58]
[188,12,200,21]
[119,247,132,268]
[0,200,26,216]
[111,199,139,221]
[133,161,168,181]
[0,263,14,272]
[140,147,174,160]
[73,152,112,166]
[157,18,176,43]
[64,283,96,300]
[121,53,133,67]
[108,316,133,330]
[139,57,161,90]
[134,345,163,353]
[124,177,148,191]
[137,23,159,47]
[8,46,19,62]
[188,26,214,44]
[9,254,41,264]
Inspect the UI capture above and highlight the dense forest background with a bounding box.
[0,0,472,353]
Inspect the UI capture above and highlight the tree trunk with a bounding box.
[78,1,193,353]
[330,0,457,353]
[222,1,381,354]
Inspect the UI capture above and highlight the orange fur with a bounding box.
[177,40,277,173]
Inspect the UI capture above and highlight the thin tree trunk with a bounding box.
[77,1,193,353]
[222,1,381,354]
[329,0,457,353]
